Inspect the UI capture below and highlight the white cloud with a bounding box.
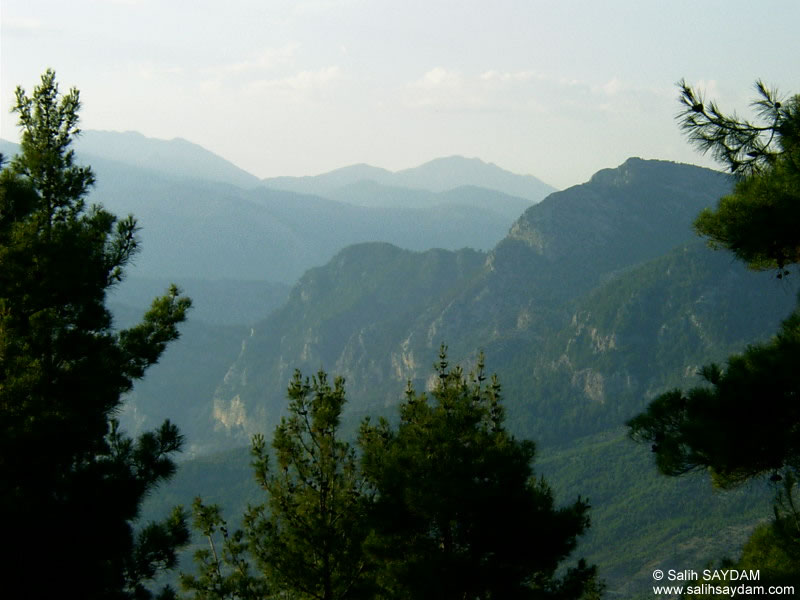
[406,67,548,112]
[133,63,184,81]
[3,17,45,33]
[480,70,541,84]
[90,0,147,5]
[599,77,622,96]
[402,66,676,120]
[413,68,463,89]
[246,66,342,94]
[210,44,300,76]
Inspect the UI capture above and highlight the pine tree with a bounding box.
[628,80,800,579]
[628,80,800,483]
[359,346,601,600]
[245,370,375,600]
[180,499,269,600]
[0,70,191,599]
[677,79,800,273]
[183,370,375,600]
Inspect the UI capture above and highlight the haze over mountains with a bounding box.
[264,154,555,204]
[2,131,792,595]
[208,158,785,447]
[122,148,793,595]
[1,132,554,289]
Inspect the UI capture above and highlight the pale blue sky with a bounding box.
[2,0,798,188]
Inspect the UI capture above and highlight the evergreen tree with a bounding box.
[0,70,191,599]
[627,307,800,487]
[629,80,800,481]
[246,370,375,600]
[628,80,800,571]
[183,370,374,600]
[677,79,800,273]
[180,499,269,600]
[359,346,600,600]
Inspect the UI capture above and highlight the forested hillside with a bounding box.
[142,157,797,596]
[6,117,797,597]
[5,2,799,597]
[208,158,765,444]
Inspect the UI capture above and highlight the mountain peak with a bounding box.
[502,158,732,275]
[588,157,725,189]
[265,155,555,204]
[75,130,262,188]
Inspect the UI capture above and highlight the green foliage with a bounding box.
[738,520,800,588]
[0,70,191,598]
[677,80,798,177]
[213,159,733,453]
[681,519,800,599]
[184,371,375,600]
[630,79,800,585]
[537,429,770,596]
[359,346,600,599]
[244,370,374,600]
[628,303,800,487]
[180,499,269,600]
[678,80,800,271]
[184,352,602,599]
[629,81,800,483]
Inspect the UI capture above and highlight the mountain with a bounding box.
[9,127,783,592]
[207,158,743,442]
[265,155,556,203]
[4,131,262,189]
[211,242,488,442]
[76,130,263,189]
[109,277,291,327]
[325,181,535,222]
[188,157,797,594]
[395,155,556,200]
[0,136,538,284]
[0,139,20,161]
[265,163,395,197]
[112,304,248,455]
[436,185,536,220]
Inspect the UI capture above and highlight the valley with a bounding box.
[3,131,793,596]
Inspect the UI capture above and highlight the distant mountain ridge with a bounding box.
[265,154,556,204]
[4,132,263,189]
[5,131,786,594]
[0,133,553,283]
[190,157,794,594]
[3,133,554,205]
[207,158,740,445]
[323,181,536,221]
[80,131,264,189]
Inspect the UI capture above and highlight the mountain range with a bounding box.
[1,132,553,286]
[142,156,795,595]
[2,131,792,595]
[264,154,555,204]
[207,158,784,446]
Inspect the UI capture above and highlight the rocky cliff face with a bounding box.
[521,241,797,442]
[206,158,767,445]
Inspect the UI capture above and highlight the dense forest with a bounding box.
[2,70,799,599]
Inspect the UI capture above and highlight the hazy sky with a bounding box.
[2,0,799,189]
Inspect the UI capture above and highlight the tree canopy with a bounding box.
[678,79,800,273]
[184,349,600,599]
[627,307,800,488]
[0,70,191,599]
[628,79,800,578]
[359,347,600,600]
[183,370,374,600]
[628,79,800,483]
